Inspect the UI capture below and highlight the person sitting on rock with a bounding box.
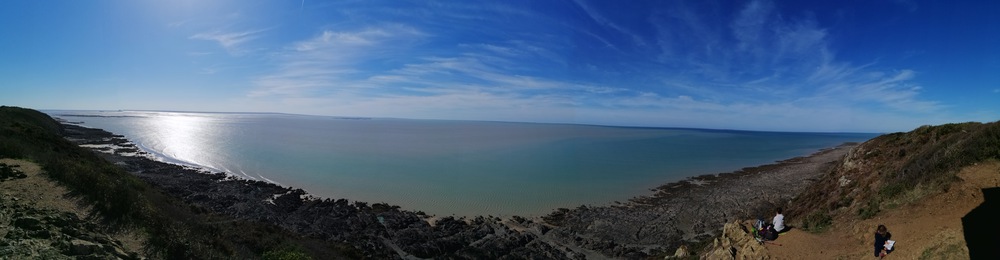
[772,207,785,233]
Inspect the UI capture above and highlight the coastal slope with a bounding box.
[788,122,1000,225]
[789,121,999,259]
[2,106,352,259]
[700,121,1000,259]
[769,160,998,259]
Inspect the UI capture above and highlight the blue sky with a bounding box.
[1,0,997,132]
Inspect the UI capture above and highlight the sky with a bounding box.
[1,0,998,132]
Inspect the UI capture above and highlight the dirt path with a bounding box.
[766,160,1000,259]
[0,158,146,255]
[0,159,89,217]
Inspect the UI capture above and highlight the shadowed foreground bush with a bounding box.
[1,106,148,224]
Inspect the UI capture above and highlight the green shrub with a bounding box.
[863,121,1000,219]
[857,199,880,219]
[0,138,26,158]
[879,183,906,199]
[801,211,833,233]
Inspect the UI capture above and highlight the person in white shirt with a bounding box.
[773,207,785,233]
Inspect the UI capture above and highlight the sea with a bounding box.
[50,110,877,217]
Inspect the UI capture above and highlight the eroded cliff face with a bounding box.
[699,121,1000,259]
[705,161,1000,259]
[788,122,1000,230]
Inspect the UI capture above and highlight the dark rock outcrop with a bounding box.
[0,198,139,259]
[0,163,28,181]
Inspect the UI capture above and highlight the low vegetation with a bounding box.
[799,211,832,233]
[919,242,966,260]
[788,120,1000,227]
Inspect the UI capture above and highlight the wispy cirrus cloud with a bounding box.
[249,25,426,97]
[190,28,269,56]
[645,0,940,116]
[570,0,647,47]
[238,0,950,132]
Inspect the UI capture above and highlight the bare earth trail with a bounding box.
[0,159,144,259]
[0,159,89,218]
[766,161,1000,259]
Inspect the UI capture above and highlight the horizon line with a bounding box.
[40,107,890,135]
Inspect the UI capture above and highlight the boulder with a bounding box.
[68,239,101,256]
[43,213,75,227]
[29,229,52,239]
[700,221,770,260]
[13,217,42,230]
[669,245,690,258]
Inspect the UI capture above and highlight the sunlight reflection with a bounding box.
[148,113,212,167]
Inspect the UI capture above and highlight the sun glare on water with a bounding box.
[147,113,214,168]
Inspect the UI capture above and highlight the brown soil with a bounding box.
[0,158,146,254]
[765,160,1000,259]
[0,159,89,217]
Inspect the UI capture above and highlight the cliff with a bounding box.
[788,121,1000,228]
[699,121,1000,259]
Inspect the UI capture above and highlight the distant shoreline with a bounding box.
[59,119,859,258]
[48,110,876,135]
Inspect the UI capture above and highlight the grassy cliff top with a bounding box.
[789,120,1000,229]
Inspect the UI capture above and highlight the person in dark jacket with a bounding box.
[874,224,893,258]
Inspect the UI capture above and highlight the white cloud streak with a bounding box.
[571,0,647,47]
[647,0,940,118]
[190,29,269,56]
[236,0,949,132]
[249,25,426,97]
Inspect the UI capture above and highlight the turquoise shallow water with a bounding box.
[52,111,876,217]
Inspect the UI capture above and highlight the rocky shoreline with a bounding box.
[60,122,856,258]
